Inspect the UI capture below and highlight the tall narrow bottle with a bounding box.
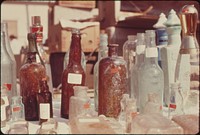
[1,22,17,96]
[138,30,164,114]
[19,33,46,121]
[179,5,199,91]
[123,35,137,95]
[131,33,145,109]
[94,33,108,111]
[98,44,128,118]
[61,29,86,119]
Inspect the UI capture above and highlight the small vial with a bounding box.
[11,96,25,121]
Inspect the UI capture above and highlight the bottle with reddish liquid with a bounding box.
[37,78,53,124]
[98,44,128,118]
[61,29,86,119]
[19,33,46,121]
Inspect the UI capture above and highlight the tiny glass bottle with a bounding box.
[37,78,53,124]
[11,96,25,121]
[138,30,164,114]
[123,35,137,94]
[19,33,46,121]
[98,44,128,118]
[1,22,17,96]
[131,33,145,107]
[61,29,86,119]
[94,33,108,111]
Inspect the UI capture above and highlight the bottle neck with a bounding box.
[98,46,108,60]
[68,34,82,65]
[108,45,118,57]
[39,82,49,93]
[1,32,8,55]
[135,53,145,67]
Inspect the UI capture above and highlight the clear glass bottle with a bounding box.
[131,33,145,108]
[11,96,25,121]
[94,33,108,111]
[168,81,184,118]
[1,29,13,102]
[30,16,53,93]
[1,22,17,96]
[36,78,53,124]
[61,29,86,119]
[138,30,164,114]
[19,33,46,121]
[123,35,137,94]
[179,5,199,90]
[98,44,128,118]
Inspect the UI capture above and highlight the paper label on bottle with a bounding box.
[169,104,176,109]
[13,106,21,112]
[1,106,6,121]
[3,83,12,91]
[1,97,9,106]
[79,118,100,123]
[67,73,82,84]
[136,45,145,55]
[145,47,158,58]
[40,103,50,119]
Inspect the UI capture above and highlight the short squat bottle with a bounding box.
[98,44,128,118]
[37,78,53,125]
[61,29,86,119]
[19,33,46,121]
[11,96,25,121]
[138,30,164,114]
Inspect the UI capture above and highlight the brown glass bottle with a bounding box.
[19,33,46,121]
[37,78,53,124]
[98,44,128,118]
[61,29,86,119]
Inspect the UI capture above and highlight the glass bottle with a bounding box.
[1,29,13,102]
[1,22,17,96]
[123,35,137,95]
[168,81,184,119]
[153,13,168,67]
[98,44,128,118]
[19,33,46,121]
[138,30,164,114]
[10,96,25,121]
[61,29,86,119]
[94,33,108,111]
[131,33,145,108]
[160,9,190,106]
[179,5,199,90]
[36,78,53,125]
[30,16,53,93]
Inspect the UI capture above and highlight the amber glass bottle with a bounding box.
[37,78,53,124]
[61,29,86,119]
[19,33,46,121]
[98,44,128,118]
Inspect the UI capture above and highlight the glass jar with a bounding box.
[61,29,86,119]
[98,44,128,118]
[94,33,108,111]
[138,30,164,114]
[123,35,137,94]
[11,96,25,121]
[19,33,46,121]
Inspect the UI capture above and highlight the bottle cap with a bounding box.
[165,9,181,27]
[32,16,41,26]
[153,13,167,28]
[180,5,198,15]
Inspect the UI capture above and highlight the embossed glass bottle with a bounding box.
[94,33,108,111]
[123,35,137,94]
[19,33,46,121]
[98,44,128,118]
[61,29,86,119]
[138,30,164,114]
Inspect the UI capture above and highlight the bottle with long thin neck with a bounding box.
[94,33,108,111]
[138,30,164,114]
[61,29,86,119]
[19,33,46,121]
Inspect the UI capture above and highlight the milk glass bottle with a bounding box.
[123,35,137,94]
[94,33,108,111]
[1,22,17,96]
[131,33,145,108]
[138,30,164,114]
[98,44,128,118]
